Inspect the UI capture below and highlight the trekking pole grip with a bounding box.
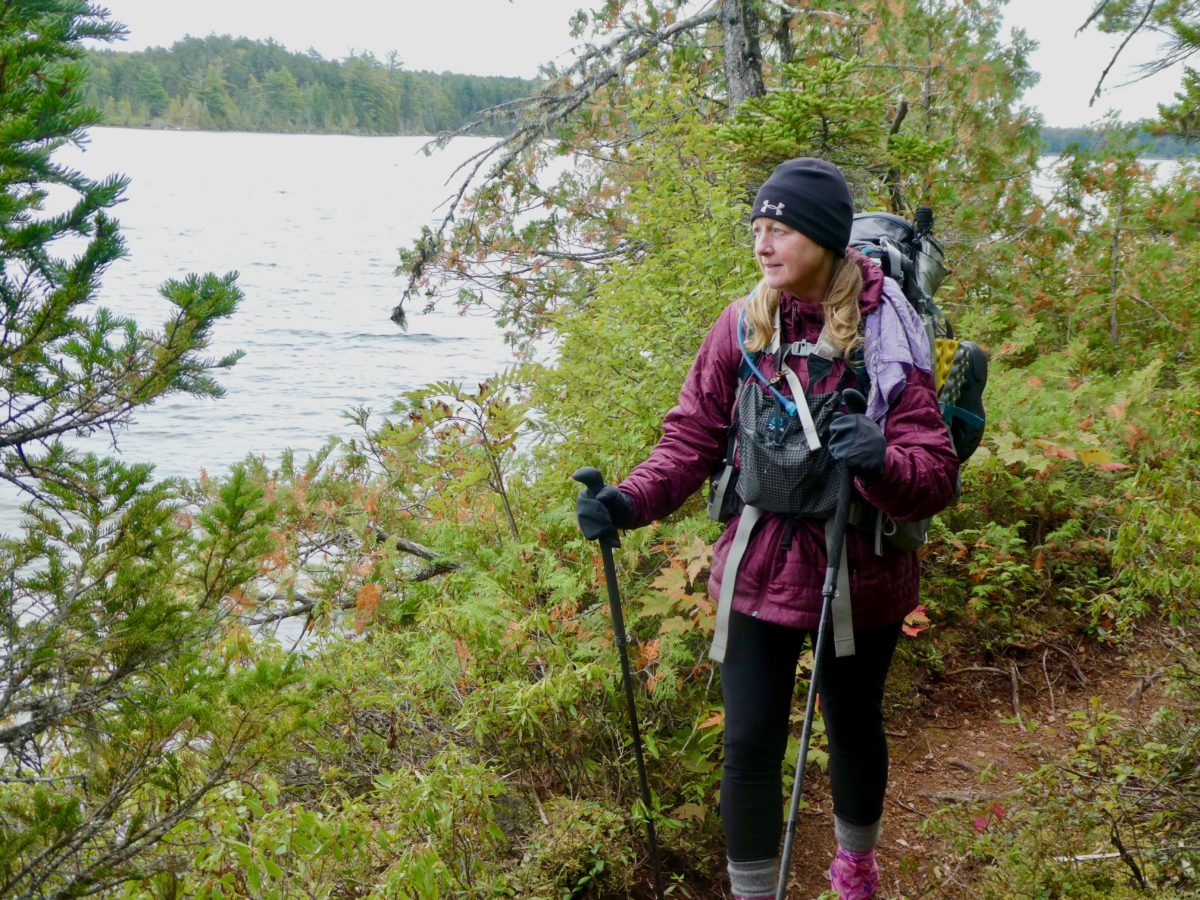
[572,466,605,498]
[573,467,621,550]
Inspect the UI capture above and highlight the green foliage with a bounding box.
[84,35,539,135]
[0,3,314,894]
[925,645,1200,897]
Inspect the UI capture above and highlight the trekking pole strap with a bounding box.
[825,517,856,658]
[710,506,856,663]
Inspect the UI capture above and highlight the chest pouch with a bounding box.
[734,369,849,518]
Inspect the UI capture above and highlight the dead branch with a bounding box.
[942,666,1009,678]
[921,789,977,803]
[394,535,443,561]
[1046,643,1089,684]
[1010,661,1024,729]
[243,549,462,627]
[1128,291,1188,330]
[1109,818,1148,889]
[1089,0,1159,106]
[392,2,722,322]
[1043,648,1056,715]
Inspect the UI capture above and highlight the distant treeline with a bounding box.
[1040,125,1196,158]
[83,35,539,135]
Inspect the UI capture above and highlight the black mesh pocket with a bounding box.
[735,383,841,517]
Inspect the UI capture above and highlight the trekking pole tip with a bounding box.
[572,466,606,497]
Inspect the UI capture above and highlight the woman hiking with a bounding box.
[576,158,960,898]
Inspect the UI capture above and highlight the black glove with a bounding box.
[576,485,636,540]
[827,413,887,483]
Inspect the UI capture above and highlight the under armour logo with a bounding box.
[760,199,786,215]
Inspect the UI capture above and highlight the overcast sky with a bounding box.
[95,0,1185,128]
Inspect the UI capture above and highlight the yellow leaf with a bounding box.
[671,803,706,823]
[1078,447,1115,466]
[651,564,689,601]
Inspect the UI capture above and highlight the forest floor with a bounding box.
[655,625,1183,899]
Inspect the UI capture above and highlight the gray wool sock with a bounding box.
[834,815,882,853]
[727,856,777,897]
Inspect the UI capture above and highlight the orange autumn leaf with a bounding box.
[1033,439,1075,460]
[684,537,711,586]
[1123,423,1150,451]
[454,637,472,668]
[229,587,254,612]
[351,556,377,578]
[902,604,930,638]
[652,564,689,601]
[1105,399,1129,420]
[699,710,725,729]
[637,638,660,671]
[1026,375,1044,389]
[354,583,381,634]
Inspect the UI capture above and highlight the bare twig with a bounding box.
[1009,661,1024,728]
[1128,292,1188,330]
[1043,648,1056,715]
[921,790,977,803]
[1089,0,1159,106]
[943,666,1009,678]
[1109,819,1148,889]
[1046,643,1088,684]
[947,757,981,775]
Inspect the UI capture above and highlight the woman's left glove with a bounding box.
[827,413,887,483]
[576,485,636,540]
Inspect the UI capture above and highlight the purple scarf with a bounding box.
[863,278,933,427]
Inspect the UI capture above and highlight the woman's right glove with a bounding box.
[576,485,636,540]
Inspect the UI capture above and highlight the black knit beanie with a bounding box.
[751,157,853,256]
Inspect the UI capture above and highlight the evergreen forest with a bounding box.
[83,35,539,135]
[3,1,1199,898]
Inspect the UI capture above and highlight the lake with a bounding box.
[1,128,516,528]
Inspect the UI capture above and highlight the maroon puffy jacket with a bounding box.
[618,253,960,631]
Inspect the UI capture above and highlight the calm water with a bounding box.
[2,128,515,528]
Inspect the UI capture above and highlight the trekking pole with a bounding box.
[573,467,666,900]
[775,388,867,900]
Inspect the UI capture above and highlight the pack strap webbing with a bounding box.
[709,505,857,664]
[709,505,764,664]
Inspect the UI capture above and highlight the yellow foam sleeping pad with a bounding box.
[934,337,959,394]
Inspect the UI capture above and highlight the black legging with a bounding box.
[720,610,902,862]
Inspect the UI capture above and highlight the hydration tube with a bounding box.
[737,309,798,417]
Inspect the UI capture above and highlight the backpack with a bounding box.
[849,207,987,463]
[707,206,988,550]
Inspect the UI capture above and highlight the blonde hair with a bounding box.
[742,255,864,355]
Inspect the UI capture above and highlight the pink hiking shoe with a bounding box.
[827,846,878,899]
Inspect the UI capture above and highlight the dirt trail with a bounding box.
[660,633,1167,899]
